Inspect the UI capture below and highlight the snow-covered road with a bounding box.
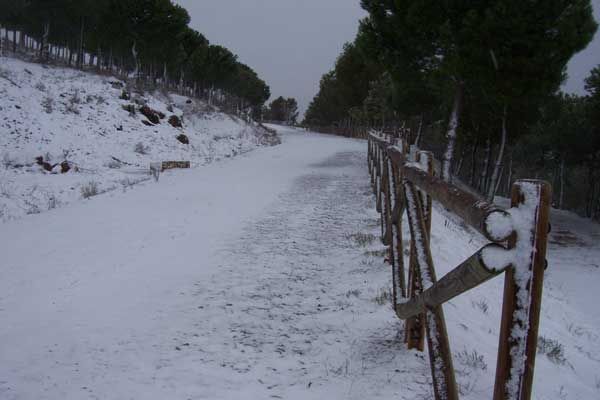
[2,126,600,400]
[0,127,411,399]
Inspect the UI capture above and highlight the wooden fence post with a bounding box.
[405,151,433,351]
[404,180,459,400]
[493,180,551,400]
[391,140,408,304]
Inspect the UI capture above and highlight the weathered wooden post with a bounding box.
[404,151,434,351]
[404,180,459,400]
[390,140,408,304]
[493,180,551,400]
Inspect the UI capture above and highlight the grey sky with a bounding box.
[564,0,600,94]
[175,0,599,117]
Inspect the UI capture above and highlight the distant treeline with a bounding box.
[304,0,600,219]
[0,0,271,117]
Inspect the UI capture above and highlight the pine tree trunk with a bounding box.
[454,145,467,177]
[479,136,491,192]
[442,81,464,182]
[558,158,565,210]
[77,17,85,69]
[487,105,508,201]
[414,114,423,146]
[494,164,504,198]
[506,155,513,196]
[469,140,478,187]
[12,29,17,53]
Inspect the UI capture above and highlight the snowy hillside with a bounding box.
[0,56,278,222]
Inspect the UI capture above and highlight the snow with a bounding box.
[0,56,275,222]
[1,120,599,399]
[485,210,514,242]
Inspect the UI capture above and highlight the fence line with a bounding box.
[368,131,551,400]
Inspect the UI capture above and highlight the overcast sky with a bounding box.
[175,0,599,117]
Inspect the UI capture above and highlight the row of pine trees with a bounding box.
[0,0,271,117]
[304,0,600,219]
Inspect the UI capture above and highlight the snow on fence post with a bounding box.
[403,180,459,400]
[404,151,434,351]
[493,180,551,400]
[391,140,408,304]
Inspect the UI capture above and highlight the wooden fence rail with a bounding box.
[367,131,551,400]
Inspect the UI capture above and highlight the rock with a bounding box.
[176,134,189,144]
[140,105,160,124]
[168,115,182,128]
[60,161,71,173]
[186,99,192,104]
[35,156,53,172]
[119,90,130,100]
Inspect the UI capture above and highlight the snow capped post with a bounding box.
[493,180,551,400]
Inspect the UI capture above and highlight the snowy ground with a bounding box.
[0,56,276,222]
[1,126,599,399]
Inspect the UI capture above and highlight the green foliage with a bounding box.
[266,96,299,125]
[0,0,271,111]
[304,42,382,126]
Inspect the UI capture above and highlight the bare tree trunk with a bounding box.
[77,17,85,69]
[132,41,139,79]
[12,29,17,53]
[494,164,504,198]
[469,140,478,187]
[442,81,464,182]
[487,105,508,201]
[41,22,50,61]
[414,114,424,146]
[454,145,467,177]
[559,158,565,209]
[506,155,513,196]
[479,136,491,192]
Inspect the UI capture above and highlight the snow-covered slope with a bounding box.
[0,56,277,222]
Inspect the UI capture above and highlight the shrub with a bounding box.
[347,232,376,247]
[373,288,392,305]
[122,104,136,116]
[471,299,489,314]
[134,142,150,155]
[107,160,121,169]
[65,91,81,114]
[41,96,54,114]
[456,350,487,371]
[81,181,99,199]
[34,81,46,91]
[538,336,567,365]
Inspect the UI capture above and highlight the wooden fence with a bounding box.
[368,131,551,400]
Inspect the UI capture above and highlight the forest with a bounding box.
[304,0,600,220]
[0,0,271,118]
